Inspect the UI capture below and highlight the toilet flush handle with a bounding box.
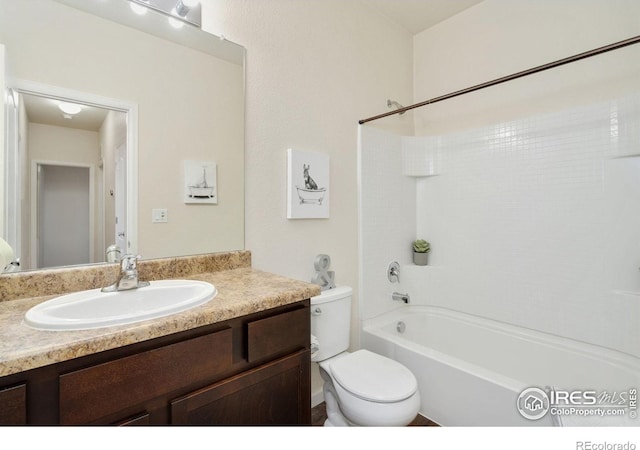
[311,307,322,316]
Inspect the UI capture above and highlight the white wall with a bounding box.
[413,0,640,135]
[203,1,413,405]
[204,0,413,345]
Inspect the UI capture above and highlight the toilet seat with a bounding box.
[328,350,418,403]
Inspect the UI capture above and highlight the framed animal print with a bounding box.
[287,148,330,219]
[183,160,217,204]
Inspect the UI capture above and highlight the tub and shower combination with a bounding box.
[357,34,640,427]
[361,306,640,426]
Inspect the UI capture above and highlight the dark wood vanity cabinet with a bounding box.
[0,300,311,426]
[0,384,27,425]
[171,350,309,425]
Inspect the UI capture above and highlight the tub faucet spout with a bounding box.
[392,292,410,304]
[102,254,150,292]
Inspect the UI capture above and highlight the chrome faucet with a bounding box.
[392,292,410,304]
[102,254,150,292]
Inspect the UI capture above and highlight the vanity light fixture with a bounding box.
[175,0,199,17]
[128,0,202,28]
[169,0,200,28]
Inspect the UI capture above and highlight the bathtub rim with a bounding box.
[361,305,640,378]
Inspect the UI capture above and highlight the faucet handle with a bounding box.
[120,254,141,271]
[387,261,400,283]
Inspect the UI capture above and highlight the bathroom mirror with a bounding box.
[0,0,245,271]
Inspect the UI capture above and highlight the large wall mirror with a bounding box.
[0,0,245,272]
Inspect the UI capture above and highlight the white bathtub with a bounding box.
[361,306,640,426]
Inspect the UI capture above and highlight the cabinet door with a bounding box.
[246,306,309,363]
[59,327,232,424]
[171,350,310,425]
[0,384,27,425]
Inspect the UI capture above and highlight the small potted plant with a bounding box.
[412,239,430,266]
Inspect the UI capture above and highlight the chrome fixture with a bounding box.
[396,321,406,333]
[362,35,640,125]
[392,292,410,304]
[106,245,122,263]
[102,254,150,292]
[175,0,197,17]
[129,0,202,28]
[387,261,400,283]
[387,99,406,115]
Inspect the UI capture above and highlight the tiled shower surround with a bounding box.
[359,93,640,359]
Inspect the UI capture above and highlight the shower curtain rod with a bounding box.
[359,34,640,125]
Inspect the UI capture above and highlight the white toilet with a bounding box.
[311,286,421,426]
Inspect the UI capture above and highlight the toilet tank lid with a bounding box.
[310,286,352,305]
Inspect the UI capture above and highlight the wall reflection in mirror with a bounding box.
[0,0,245,272]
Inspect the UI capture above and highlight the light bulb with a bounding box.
[58,102,82,115]
[130,2,149,15]
[168,13,185,28]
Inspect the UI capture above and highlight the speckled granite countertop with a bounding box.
[0,252,320,378]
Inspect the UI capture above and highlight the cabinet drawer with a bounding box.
[0,383,27,425]
[247,306,309,362]
[171,350,310,425]
[59,327,232,424]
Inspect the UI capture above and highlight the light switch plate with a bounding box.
[152,208,168,223]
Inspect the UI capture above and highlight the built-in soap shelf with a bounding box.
[401,137,441,177]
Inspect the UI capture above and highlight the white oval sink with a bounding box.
[24,279,216,331]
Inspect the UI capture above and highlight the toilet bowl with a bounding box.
[319,349,421,426]
[311,286,420,426]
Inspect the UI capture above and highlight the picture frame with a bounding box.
[287,149,330,219]
[183,160,217,204]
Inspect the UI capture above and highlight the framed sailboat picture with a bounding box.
[287,149,330,219]
[184,160,217,204]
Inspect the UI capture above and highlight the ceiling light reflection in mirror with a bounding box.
[129,0,202,28]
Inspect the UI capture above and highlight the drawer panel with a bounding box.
[247,306,309,362]
[0,383,27,425]
[59,327,232,424]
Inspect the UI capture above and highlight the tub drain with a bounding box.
[396,321,406,333]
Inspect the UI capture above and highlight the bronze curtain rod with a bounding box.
[359,34,640,125]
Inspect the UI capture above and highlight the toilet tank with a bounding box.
[310,286,352,362]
